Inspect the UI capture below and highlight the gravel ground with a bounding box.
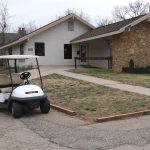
[0,108,149,150]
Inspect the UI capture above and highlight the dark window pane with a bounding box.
[35,42,45,56]
[64,44,72,59]
[8,47,12,55]
[20,44,24,55]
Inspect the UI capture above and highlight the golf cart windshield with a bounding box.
[0,55,43,90]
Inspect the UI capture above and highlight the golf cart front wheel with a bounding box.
[40,99,50,113]
[12,102,23,118]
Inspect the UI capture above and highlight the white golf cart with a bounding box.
[0,55,50,118]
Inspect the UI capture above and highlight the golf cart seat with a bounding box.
[0,73,23,93]
[11,73,24,85]
[0,74,11,87]
[0,74,12,93]
[0,73,23,89]
[0,87,12,93]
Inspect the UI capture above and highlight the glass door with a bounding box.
[80,44,87,65]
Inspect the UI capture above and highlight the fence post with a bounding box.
[108,57,110,69]
[74,57,77,69]
[108,57,112,69]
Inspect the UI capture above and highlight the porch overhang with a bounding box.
[71,30,121,44]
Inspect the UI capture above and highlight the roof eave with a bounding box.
[0,38,27,50]
[71,30,122,44]
[119,13,150,32]
[72,13,95,29]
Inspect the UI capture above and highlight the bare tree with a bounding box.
[53,9,90,22]
[127,0,150,17]
[19,21,38,34]
[112,0,150,21]
[65,9,74,15]
[96,18,113,27]
[65,9,90,22]
[0,0,10,45]
[112,6,127,21]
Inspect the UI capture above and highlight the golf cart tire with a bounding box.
[40,99,50,113]
[12,102,23,118]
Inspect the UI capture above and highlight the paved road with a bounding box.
[0,109,150,150]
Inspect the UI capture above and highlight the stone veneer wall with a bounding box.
[111,22,150,72]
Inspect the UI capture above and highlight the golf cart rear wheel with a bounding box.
[12,102,23,118]
[40,99,50,113]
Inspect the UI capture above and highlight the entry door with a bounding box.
[80,44,87,65]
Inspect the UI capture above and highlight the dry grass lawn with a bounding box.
[69,68,150,88]
[32,74,150,122]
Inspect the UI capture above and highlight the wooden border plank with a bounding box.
[96,110,150,123]
[51,104,76,116]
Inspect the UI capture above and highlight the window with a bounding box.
[8,47,12,55]
[68,20,74,31]
[35,42,45,56]
[64,44,72,59]
[20,44,24,55]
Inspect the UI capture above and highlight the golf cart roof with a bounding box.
[0,55,39,60]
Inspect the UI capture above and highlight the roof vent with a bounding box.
[125,25,131,32]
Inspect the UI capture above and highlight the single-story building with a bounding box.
[0,14,94,67]
[0,13,150,72]
[71,14,150,72]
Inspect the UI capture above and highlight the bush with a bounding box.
[129,59,134,68]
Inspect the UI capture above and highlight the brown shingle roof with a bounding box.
[0,33,19,47]
[72,14,146,42]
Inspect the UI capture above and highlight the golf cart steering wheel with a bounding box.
[20,72,31,80]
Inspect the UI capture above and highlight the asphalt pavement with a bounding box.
[0,108,150,150]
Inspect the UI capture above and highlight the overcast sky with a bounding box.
[6,0,150,31]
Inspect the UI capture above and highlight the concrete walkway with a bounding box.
[30,66,150,96]
[57,70,150,97]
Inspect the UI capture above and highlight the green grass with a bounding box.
[69,68,150,88]
[32,74,150,122]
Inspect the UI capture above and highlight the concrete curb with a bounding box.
[51,104,76,116]
[96,110,150,123]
